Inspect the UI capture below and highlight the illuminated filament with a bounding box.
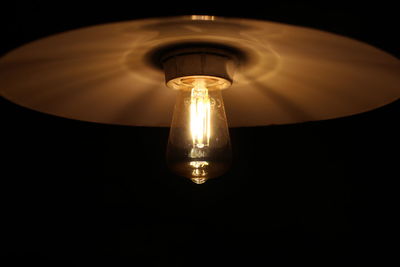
[190,80,211,149]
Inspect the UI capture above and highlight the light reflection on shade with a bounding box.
[190,15,216,21]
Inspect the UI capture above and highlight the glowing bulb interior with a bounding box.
[190,79,211,151]
[166,76,232,184]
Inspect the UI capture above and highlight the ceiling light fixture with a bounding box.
[1,16,399,184]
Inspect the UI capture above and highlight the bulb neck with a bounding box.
[161,45,236,90]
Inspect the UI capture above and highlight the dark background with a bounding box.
[2,1,399,266]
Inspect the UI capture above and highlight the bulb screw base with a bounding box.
[161,45,237,90]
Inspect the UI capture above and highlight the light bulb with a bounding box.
[166,76,232,184]
[160,44,237,183]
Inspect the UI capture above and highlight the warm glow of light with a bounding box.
[190,79,211,149]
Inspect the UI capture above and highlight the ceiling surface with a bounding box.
[2,1,399,266]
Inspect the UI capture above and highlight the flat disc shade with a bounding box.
[1,16,399,127]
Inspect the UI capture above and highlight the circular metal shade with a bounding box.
[1,16,399,127]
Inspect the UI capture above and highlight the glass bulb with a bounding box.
[166,77,232,184]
